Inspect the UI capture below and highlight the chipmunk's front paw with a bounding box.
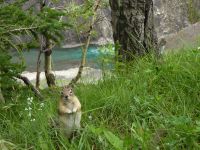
[66,109,72,113]
[72,108,77,113]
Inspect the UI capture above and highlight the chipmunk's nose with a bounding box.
[65,96,68,99]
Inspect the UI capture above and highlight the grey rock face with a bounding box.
[59,0,113,47]
[62,8,113,48]
[21,0,200,48]
[163,22,200,51]
[63,0,199,47]
[154,0,200,51]
[153,0,190,38]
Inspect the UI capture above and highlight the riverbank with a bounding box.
[21,67,102,88]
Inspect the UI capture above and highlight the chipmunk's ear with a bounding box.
[67,83,75,88]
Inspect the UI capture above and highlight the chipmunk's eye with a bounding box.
[69,89,73,94]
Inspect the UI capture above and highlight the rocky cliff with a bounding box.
[22,0,200,49]
[63,0,200,48]
[62,7,113,48]
[154,0,190,37]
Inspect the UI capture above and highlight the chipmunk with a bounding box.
[58,85,81,139]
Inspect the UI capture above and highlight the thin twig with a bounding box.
[3,26,39,34]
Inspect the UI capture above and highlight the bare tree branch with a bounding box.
[16,75,44,100]
[2,26,39,34]
[68,0,101,86]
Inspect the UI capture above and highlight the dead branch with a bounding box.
[3,26,39,34]
[16,75,44,100]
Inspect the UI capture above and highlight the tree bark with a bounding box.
[44,38,55,87]
[39,0,56,87]
[0,87,5,103]
[109,0,158,62]
[36,50,42,89]
[35,35,43,89]
[0,71,5,103]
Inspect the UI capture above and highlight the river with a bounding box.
[13,45,101,72]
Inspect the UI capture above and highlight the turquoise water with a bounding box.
[52,46,99,61]
[14,46,101,71]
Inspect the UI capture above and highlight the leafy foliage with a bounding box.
[0,0,70,100]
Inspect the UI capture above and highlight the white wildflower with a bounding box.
[28,107,32,110]
[31,118,35,122]
[88,115,92,120]
[25,108,28,111]
[98,136,103,143]
[40,103,44,108]
[27,97,33,102]
[198,47,200,50]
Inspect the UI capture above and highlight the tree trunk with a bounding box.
[109,0,158,62]
[39,0,55,87]
[0,87,5,103]
[36,35,43,89]
[0,71,5,103]
[36,50,42,89]
[44,38,55,87]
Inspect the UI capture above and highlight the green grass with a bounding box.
[1,49,200,149]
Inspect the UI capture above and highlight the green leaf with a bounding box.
[89,125,104,135]
[103,130,125,150]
